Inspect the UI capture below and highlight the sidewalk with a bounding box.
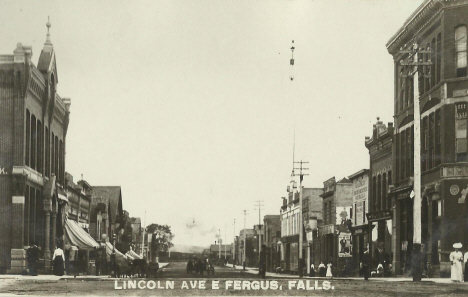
[225,263,459,284]
[0,263,169,281]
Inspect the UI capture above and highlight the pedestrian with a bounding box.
[95,248,101,276]
[27,242,40,276]
[450,242,463,282]
[326,262,333,277]
[52,245,65,276]
[259,244,266,279]
[361,248,370,280]
[318,262,326,277]
[464,245,468,282]
[309,263,315,277]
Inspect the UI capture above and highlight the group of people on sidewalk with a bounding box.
[450,242,468,282]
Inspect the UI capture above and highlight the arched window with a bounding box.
[37,120,42,174]
[455,26,467,77]
[26,110,30,167]
[436,34,441,83]
[431,38,436,86]
[31,115,36,171]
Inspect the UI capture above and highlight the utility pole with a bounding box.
[399,41,431,282]
[224,224,227,260]
[243,210,248,270]
[141,211,146,258]
[219,229,221,259]
[294,160,309,278]
[254,200,264,260]
[233,219,236,265]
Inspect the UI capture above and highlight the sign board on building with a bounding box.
[0,167,11,175]
[320,224,334,235]
[352,174,368,226]
[338,232,352,257]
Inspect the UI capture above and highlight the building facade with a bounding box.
[387,0,468,277]
[263,215,280,272]
[302,188,323,274]
[89,186,123,244]
[65,173,91,231]
[320,177,353,276]
[0,23,71,273]
[365,119,394,275]
[279,191,300,273]
[348,169,370,276]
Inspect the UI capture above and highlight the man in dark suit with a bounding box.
[361,248,370,280]
[27,242,40,276]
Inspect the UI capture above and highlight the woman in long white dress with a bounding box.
[326,263,333,277]
[450,243,463,282]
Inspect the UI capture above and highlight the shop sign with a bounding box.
[338,232,352,257]
[0,167,11,175]
[320,224,334,235]
[366,209,392,221]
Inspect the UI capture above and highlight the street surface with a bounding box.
[0,262,468,296]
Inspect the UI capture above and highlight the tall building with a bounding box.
[365,119,394,275]
[0,22,71,273]
[387,0,468,276]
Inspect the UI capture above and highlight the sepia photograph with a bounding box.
[1,0,468,296]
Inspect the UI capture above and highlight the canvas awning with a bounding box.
[58,193,68,203]
[128,250,142,260]
[64,219,99,250]
[105,242,129,265]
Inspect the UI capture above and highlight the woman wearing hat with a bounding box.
[450,243,463,282]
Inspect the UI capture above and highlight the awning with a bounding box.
[128,250,142,260]
[105,242,129,265]
[64,219,99,250]
[58,193,69,203]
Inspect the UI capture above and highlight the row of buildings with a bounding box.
[233,0,468,278]
[0,22,143,274]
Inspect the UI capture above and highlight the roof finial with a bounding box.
[45,16,52,44]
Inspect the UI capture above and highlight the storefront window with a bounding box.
[371,220,393,275]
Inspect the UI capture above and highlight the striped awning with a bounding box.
[64,219,99,250]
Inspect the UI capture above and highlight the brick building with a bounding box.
[365,120,394,275]
[65,173,91,231]
[319,177,353,276]
[0,22,71,273]
[387,0,468,277]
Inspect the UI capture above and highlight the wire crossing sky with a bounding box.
[0,0,423,247]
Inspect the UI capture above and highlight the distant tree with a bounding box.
[146,224,175,257]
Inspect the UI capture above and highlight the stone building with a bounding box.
[0,21,71,273]
[387,0,468,277]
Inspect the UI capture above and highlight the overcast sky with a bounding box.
[0,0,423,247]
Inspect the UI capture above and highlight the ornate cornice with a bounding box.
[387,0,444,55]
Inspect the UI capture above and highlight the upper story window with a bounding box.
[455,26,467,77]
[456,103,467,162]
